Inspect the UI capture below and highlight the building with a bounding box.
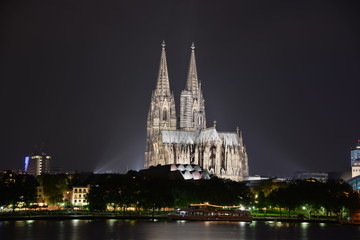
[70,185,90,206]
[145,42,249,181]
[348,176,360,191]
[25,152,51,176]
[36,186,47,207]
[347,140,360,190]
[351,140,360,178]
[295,172,328,182]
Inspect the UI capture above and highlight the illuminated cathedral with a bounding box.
[145,42,249,181]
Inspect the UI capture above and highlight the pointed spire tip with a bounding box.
[191,42,195,51]
[161,40,166,48]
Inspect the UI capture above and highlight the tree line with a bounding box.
[253,179,360,218]
[0,171,37,209]
[1,170,360,219]
[85,171,253,211]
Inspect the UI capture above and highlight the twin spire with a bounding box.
[155,40,170,96]
[155,41,200,96]
[186,42,200,97]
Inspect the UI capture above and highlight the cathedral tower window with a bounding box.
[210,145,216,167]
[163,108,168,121]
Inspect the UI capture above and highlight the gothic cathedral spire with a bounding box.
[180,43,206,130]
[155,40,171,97]
[186,42,199,96]
[145,41,177,168]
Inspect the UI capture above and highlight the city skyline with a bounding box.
[1,0,360,177]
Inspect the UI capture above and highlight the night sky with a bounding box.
[1,0,360,177]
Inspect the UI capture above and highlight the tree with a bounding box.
[0,172,37,209]
[87,185,107,211]
[138,177,174,218]
[15,174,37,207]
[37,174,68,205]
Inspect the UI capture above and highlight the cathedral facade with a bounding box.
[145,42,249,181]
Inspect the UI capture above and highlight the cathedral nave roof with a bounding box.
[161,128,241,147]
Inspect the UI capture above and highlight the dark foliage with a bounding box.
[0,171,37,208]
[86,172,253,211]
[36,174,68,205]
[267,179,360,218]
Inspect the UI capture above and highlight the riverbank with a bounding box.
[0,214,168,221]
[252,217,339,224]
[0,212,340,223]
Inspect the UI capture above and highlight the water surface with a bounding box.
[1,219,359,240]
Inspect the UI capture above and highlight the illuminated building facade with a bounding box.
[347,140,360,190]
[145,42,249,181]
[25,152,51,176]
[351,140,360,178]
[36,186,46,206]
[70,185,90,206]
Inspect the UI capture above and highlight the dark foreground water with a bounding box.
[1,219,360,240]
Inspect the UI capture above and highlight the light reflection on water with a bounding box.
[301,222,310,229]
[58,221,64,240]
[0,220,359,240]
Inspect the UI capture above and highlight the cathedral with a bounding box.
[145,42,249,181]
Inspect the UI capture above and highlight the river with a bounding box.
[0,219,359,240]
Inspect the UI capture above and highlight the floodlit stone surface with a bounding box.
[145,43,249,181]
